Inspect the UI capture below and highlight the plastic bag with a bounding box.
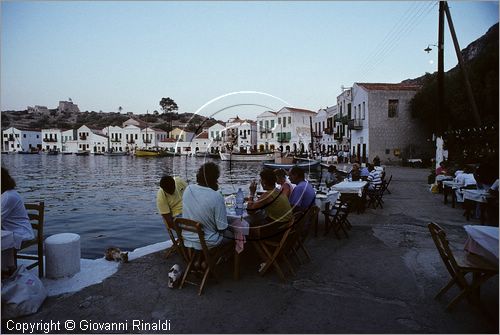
[1,265,47,318]
[430,183,439,194]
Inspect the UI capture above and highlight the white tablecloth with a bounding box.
[1,230,15,251]
[332,181,367,197]
[463,189,491,203]
[436,175,453,182]
[316,191,340,210]
[464,225,499,264]
[442,180,463,189]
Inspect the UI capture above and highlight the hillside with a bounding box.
[1,108,221,133]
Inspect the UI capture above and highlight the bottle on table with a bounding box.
[235,188,244,215]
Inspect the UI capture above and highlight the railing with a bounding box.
[213,136,222,141]
[43,138,57,142]
[260,129,272,134]
[111,138,121,142]
[348,119,363,130]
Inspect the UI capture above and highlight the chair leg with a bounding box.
[435,277,457,299]
[198,268,210,296]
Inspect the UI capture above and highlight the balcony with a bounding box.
[127,140,135,144]
[260,129,272,134]
[43,138,57,142]
[324,127,333,135]
[143,139,151,144]
[334,133,343,141]
[312,132,322,138]
[213,136,222,142]
[79,135,87,140]
[111,138,121,142]
[348,119,363,130]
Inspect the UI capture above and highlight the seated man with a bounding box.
[324,165,339,188]
[247,169,293,224]
[181,162,229,250]
[367,164,383,190]
[156,175,187,229]
[288,166,316,213]
[455,166,477,203]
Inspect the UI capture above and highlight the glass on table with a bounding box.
[225,194,236,208]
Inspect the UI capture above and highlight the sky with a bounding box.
[1,1,498,121]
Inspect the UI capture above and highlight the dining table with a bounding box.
[463,189,491,223]
[442,180,463,208]
[331,180,367,197]
[463,225,499,265]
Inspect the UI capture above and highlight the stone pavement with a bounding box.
[3,167,498,334]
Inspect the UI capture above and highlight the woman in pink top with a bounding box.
[274,168,294,199]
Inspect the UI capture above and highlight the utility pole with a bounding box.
[444,2,481,126]
[437,1,445,135]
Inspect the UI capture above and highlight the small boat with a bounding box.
[104,151,127,156]
[220,151,273,162]
[263,159,320,170]
[158,150,179,157]
[135,149,160,157]
[93,152,104,156]
[195,152,220,159]
[1,151,9,154]
[76,150,90,156]
[62,152,73,155]
[17,150,39,154]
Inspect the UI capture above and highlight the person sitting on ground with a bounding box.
[325,165,339,188]
[360,164,370,180]
[156,175,187,230]
[181,162,230,249]
[247,169,293,223]
[1,167,34,250]
[349,163,361,181]
[288,166,316,213]
[367,164,383,190]
[274,168,294,199]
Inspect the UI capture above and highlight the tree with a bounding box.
[159,97,178,114]
[118,106,123,114]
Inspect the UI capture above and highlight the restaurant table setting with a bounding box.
[464,225,499,265]
[332,180,367,197]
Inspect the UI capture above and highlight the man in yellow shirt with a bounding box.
[156,175,187,229]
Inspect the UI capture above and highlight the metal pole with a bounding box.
[444,1,481,126]
[438,1,445,135]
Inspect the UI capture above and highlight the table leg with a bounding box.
[451,189,456,208]
[444,186,449,204]
[233,251,240,280]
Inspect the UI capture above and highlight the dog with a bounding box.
[168,264,183,288]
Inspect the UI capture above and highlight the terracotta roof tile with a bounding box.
[283,107,316,114]
[356,82,421,91]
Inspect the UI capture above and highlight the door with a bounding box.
[362,144,367,163]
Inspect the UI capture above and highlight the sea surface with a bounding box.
[2,154,322,258]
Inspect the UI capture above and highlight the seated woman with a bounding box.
[274,168,294,198]
[247,169,293,224]
[1,167,35,250]
[349,163,361,181]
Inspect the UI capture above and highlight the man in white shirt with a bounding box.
[181,162,229,250]
[455,167,477,203]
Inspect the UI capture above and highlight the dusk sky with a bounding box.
[1,1,498,121]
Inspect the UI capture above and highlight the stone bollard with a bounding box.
[45,233,81,279]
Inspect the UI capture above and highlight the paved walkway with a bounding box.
[3,167,498,333]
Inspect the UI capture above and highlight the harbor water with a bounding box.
[2,154,322,258]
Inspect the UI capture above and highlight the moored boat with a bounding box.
[76,150,90,156]
[219,151,273,162]
[135,149,160,157]
[263,159,320,170]
[47,149,59,155]
[104,151,127,156]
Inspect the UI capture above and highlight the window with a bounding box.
[259,120,263,129]
[278,118,281,124]
[135,134,138,140]
[388,99,399,118]
[283,117,286,127]
[17,144,20,148]
[37,135,39,138]
[354,109,356,120]
[358,104,361,119]
[23,134,26,138]
[3,134,6,138]
[271,133,274,138]
[270,120,275,129]
[211,131,214,138]
[385,149,390,154]
[15,134,19,138]
[265,120,269,129]
[288,116,291,124]
[362,102,366,119]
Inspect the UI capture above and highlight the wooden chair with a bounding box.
[173,218,233,295]
[382,175,392,195]
[254,218,296,282]
[291,206,319,264]
[161,216,187,262]
[323,200,350,239]
[428,222,498,310]
[367,184,384,209]
[15,202,45,277]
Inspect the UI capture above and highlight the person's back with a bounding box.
[156,176,187,221]
[1,168,34,249]
[264,189,293,223]
[367,166,382,190]
[288,167,316,212]
[181,163,228,250]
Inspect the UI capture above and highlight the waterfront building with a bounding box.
[274,107,317,154]
[191,131,210,154]
[76,125,107,153]
[61,129,77,153]
[313,106,337,155]
[335,89,353,158]
[169,127,194,142]
[41,128,64,152]
[103,126,125,152]
[207,123,226,153]
[224,116,257,152]
[348,82,429,164]
[256,111,278,152]
[1,127,41,152]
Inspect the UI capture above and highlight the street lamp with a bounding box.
[424,44,439,53]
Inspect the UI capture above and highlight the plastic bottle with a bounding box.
[235,188,244,215]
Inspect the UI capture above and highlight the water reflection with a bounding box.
[2,154,321,258]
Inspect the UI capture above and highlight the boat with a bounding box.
[76,150,90,156]
[196,152,220,159]
[263,159,320,170]
[17,150,39,154]
[134,149,160,157]
[47,149,59,155]
[219,151,273,162]
[104,151,127,156]
[93,152,104,156]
